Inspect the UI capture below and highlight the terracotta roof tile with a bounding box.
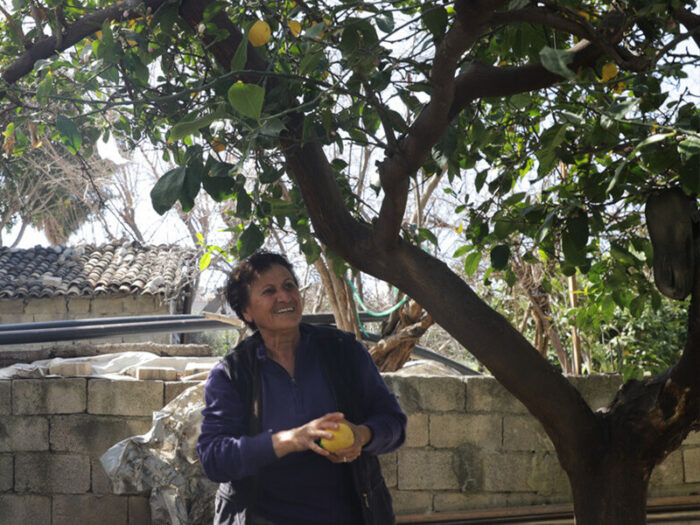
[0,241,197,299]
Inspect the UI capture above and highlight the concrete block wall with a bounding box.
[0,377,198,525]
[0,295,171,353]
[380,374,700,515]
[1,374,697,523]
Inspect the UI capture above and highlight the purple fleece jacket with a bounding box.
[197,330,406,524]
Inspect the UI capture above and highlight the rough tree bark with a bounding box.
[5,1,699,522]
[371,299,434,372]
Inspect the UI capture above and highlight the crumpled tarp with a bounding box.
[100,381,218,525]
[0,352,220,380]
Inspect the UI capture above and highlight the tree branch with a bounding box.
[374,2,501,249]
[2,0,167,85]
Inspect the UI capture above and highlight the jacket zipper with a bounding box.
[362,492,370,509]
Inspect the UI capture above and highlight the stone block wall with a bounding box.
[0,295,171,354]
[0,374,698,524]
[380,374,700,515]
[0,377,198,525]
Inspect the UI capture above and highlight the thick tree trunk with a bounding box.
[569,459,648,524]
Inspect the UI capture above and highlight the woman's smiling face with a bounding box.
[242,263,303,334]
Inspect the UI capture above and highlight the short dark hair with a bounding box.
[226,250,298,330]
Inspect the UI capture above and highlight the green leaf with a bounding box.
[566,210,589,251]
[418,227,438,245]
[199,251,212,271]
[305,22,327,39]
[55,115,82,154]
[238,223,265,258]
[421,6,448,39]
[606,99,638,119]
[678,136,700,157]
[376,13,395,33]
[539,46,575,80]
[228,82,265,120]
[490,244,510,270]
[230,39,248,71]
[453,245,470,258]
[299,50,324,76]
[464,251,482,276]
[236,188,252,218]
[636,132,674,149]
[150,166,186,215]
[170,109,226,141]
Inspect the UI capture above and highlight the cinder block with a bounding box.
[0,495,51,523]
[683,447,700,483]
[383,374,466,413]
[128,495,152,525]
[23,296,68,314]
[49,362,93,377]
[50,414,152,456]
[0,416,49,452]
[53,494,128,525]
[0,454,12,492]
[430,413,501,450]
[127,295,158,313]
[398,448,460,490]
[0,299,25,315]
[91,295,128,315]
[502,415,554,451]
[390,489,432,515]
[528,451,570,497]
[184,362,214,376]
[164,381,201,405]
[567,374,622,412]
[483,453,530,492]
[67,297,91,314]
[482,452,568,494]
[0,313,25,324]
[465,376,527,414]
[649,449,683,487]
[684,430,700,446]
[433,492,508,512]
[136,367,177,381]
[88,379,164,416]
[378,452,397,488]
[0,381,10,415]
[12,378,86,414]
[405,413,429,448]
[32,312,69,322]
[15,453,90,494]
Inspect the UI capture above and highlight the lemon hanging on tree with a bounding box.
[320,423,355,452]
[288,20,301,37]
[249,20,271,47]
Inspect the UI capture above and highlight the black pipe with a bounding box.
[0,315,204,332]
[0,313,478,375]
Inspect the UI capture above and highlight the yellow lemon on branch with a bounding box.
[320,423,355,452]
[249,20,271,47]
[288,20,301,37]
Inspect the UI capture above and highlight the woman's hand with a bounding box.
[327,420,372,464]
[271,412,345,459]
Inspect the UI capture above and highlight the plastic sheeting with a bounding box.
[100,381,217,525]
[0,352,220,380]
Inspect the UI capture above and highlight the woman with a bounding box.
[197,251,407,525]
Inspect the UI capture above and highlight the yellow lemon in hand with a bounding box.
[320,423,354,452]
[249,20,271,47]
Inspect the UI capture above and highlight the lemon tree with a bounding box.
[0,0,698,521]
